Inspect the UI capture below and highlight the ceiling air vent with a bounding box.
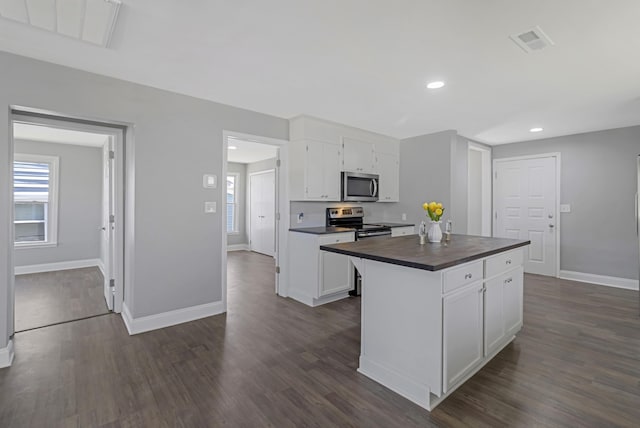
[510,26,555,53]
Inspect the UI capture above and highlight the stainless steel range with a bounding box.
[326,207,392,239]
[326,207,392,295]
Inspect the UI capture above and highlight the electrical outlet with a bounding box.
[560,204,571,213]
[401,213,407,221]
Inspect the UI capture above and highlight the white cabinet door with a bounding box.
[342,137,374,173]
[484,275,505,356]
[484,266,524,356]
[443,281,484,393]
[503,266,524,337]
[305,140,341,201]
[305,140,325,199]
[374,152,399,202]
[323,142,342,201]
[319,251,352,296]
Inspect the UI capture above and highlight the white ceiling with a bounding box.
[1,1,639,145]
[13,122,109,147]
[228,138,278,164]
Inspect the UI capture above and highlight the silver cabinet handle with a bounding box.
[549,224,555,228]
[504,277,513,284]
[506,259,512,265]
[465,273,473,279]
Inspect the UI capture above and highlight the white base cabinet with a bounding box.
[289,231,355,306]
[354,247,525,411]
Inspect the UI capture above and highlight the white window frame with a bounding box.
[226,173,239,235]
[14,153,59,248]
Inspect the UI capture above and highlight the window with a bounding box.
[14,154,59,247]
[227,174,238,233]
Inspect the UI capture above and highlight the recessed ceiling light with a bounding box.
[426,81,445,89]
[228,145,237,150]
[529,127,543,133]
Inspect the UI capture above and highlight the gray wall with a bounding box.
[227,162,247,246]
[0,51,289,348]
[493,125,640,280]
[246,157,277,176]
[14,140,102,267]
[388,130,455,229]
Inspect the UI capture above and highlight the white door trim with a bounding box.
[222,131,290,313]
[9,110,128,320]
[493,152,561,277]
[468,142,492,236]
[249,169,276,257]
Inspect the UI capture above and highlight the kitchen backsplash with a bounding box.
[290,201,403,228]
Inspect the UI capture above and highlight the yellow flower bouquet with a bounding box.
[422,201,445,222]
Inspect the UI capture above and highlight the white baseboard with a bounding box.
[227,244,249,251]
[97,259,105,277]
[121,300,225,335]
[14,258,101,275]
[0,340,15,368]
[559,270,639,291]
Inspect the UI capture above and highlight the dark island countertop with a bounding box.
[320,234,530,271]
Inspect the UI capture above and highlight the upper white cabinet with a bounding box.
[289,116,399,202]
[374,151,399,202]
[342,137,374,173]
[289,139,341,201]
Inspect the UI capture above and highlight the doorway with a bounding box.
[467,143,492,236]
[222,131,289,310]
[249,169,276,256]
[493,154,560,276]
[9,111,125,333]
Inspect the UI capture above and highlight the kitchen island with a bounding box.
[321,234,530,411]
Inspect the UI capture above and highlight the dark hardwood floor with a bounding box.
[14,267,109,332]
[1,251,639,427]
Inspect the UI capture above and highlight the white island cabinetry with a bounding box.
[321,236,528,411]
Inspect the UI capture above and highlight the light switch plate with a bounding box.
[560,204,571,213]
[203,174,217,188]
[402,213,407,221]
[205,202,216,213]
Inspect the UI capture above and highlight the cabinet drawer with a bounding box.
[443,261,484,294]
[318,232,355,245]
[391,226,414,237]
[485,249,523,279]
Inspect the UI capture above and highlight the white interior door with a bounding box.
[494,156,557,276]
[102,138,115,310]
[250,170,276,257]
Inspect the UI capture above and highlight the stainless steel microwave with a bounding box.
[341,172,379,202]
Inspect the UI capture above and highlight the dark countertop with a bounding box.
[320,234,530,271]
[289,223,415,235]
[289,226,356,235]
[373,222,415,228]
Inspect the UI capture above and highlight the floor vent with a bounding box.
[510,26,555,53]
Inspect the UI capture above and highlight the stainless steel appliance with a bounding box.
[326,207,391,295]
[341,172,379,202]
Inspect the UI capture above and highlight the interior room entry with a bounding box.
[9,111,125,334]
[493,155,558,276]
[250,170,276,257]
